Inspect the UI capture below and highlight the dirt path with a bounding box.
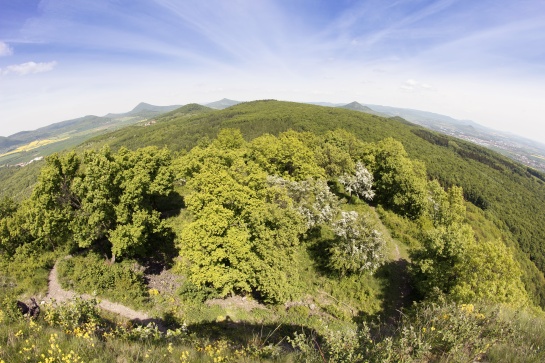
[45,260,151,322]
[393,244,401,260]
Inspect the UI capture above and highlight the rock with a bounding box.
[17,301,29,315]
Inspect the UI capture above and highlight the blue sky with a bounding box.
[1,0,544,142]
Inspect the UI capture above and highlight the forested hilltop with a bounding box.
[1,100,545,362]
[84,100,545,306]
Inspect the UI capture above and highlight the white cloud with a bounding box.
[0,41,13,56]
[2,61,58,76]
[400,79,436,92]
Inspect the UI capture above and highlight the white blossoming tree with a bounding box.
[329,211,385,275]
[267,176,340,229]
[338,161,375,201]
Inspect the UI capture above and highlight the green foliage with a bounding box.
[411,223,475,298]
[70,147,118,248]
[44,297,102,332]
[0,198,31,256]
[177,279,219,303]
[360,301,515,363]
[0,100,544,362]
[371,138,428,219]
[57,253,148,308]
[20,146,174,262]
[25,152,81,250]
[451,239,530,306]
[411,183,530,306]
[426,180,466,227]
[0,196,16,218]
[0,161,43,201]
[329,211,385,276]
[75,146,173,261]
[0,288,27,323]
[177,130,307,303]
[375,205,422,248]
[248,130,325,180]
[311,129,368,177]
[0,243,56,294]
[4,100,545,305]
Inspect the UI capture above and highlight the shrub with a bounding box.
[57,253,148,308]
[2,244,56,294]
[329,211,385,275]
[360,300,514,362]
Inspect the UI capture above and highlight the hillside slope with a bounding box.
[0,102,184,166]
[366,104,545,171]
[2,100,545,306]
[80,100,545,305]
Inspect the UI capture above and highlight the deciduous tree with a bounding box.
[329,211,385,275]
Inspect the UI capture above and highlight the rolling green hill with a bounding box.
[2,100,545,306]
[0,102,185,167]
[2,100,545,362]
[76,100,545,305]
[364,103,545,171]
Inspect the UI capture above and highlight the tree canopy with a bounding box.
[9,146,174,262]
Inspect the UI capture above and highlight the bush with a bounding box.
[0,288,26,323]
[360,300,515,363]
[2,243,56,294]
[43,297,102,332]
[177,279,219,303]
[57,253,148,308]
[329,211,385,275]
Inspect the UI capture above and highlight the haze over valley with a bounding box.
[3,99,545,172]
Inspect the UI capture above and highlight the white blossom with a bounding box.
[338,162,375,201]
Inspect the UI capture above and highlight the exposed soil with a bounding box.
[145,268,184,295]
[206,295,265,312]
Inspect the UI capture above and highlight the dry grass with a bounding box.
[0,137,69,158]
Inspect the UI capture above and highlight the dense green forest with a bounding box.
[81,100,545,307]
[1,100,545,362]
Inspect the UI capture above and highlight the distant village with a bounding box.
[435,127,545,172]
[0,156,44,169]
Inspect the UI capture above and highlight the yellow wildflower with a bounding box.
[460,304,474,314]
[180,350,190,362]
[149,288,160,296]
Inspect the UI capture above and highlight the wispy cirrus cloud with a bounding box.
[1,0,544,142]
[0,41,13,56]
[2,61,58,76]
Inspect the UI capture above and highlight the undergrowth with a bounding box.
[0,244,57,296]
[57,252,149,309]
[1,291,544,363]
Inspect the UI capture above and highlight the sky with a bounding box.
[1,0,544,142]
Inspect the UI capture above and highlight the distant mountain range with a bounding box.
[204,98,240,109]
[339,101,381,115]
[0,102,183,166]
[0,102,181,149]
[2,99,545,172]
[337,102,545,171]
